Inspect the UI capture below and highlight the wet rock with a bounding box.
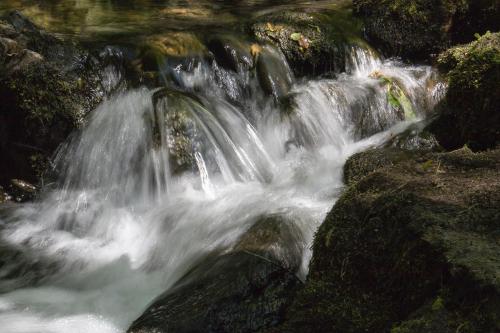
[0,186,9,204]
[279,147,500,332]
[0,11,127,191]
[353,0,500,60]
[256,45,294,101]
[0,237,62,293]
[152,88,206,175]
[383,121,442,152]
[207,36,254,72]
[251,8,362,76]
[138,32,206,72]
[7,179,37,203]
[128,215,303,333]
[429,32,500,151]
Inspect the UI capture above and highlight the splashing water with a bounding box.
[0,43,442,332]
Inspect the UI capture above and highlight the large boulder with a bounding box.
[353,0,500,60]
[429,32,500,151]
[250,6,364,76]
[128,215,304,333]
[278,147,500,332]
[0,11,127,190]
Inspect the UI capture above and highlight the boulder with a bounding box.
[353,0,499,60]
[251,7,364,76]
[207,36,255,72]
[0,11,128,191]
[429,32,500,151]
[279,147,500,332]
[127,215,304,333]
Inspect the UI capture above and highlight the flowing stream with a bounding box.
[0,3,444,332]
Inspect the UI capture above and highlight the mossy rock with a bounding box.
[0,12,130,191]
[138,32,207,71]
[152,88,208,175]
[278,147,500,332]
[353,0,499,60]
[430,32,500,150]
[383,121,442,152]
[250,7,364,76]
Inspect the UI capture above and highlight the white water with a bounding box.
[0,45,442,333]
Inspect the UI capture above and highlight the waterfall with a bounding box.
[0,41,442,333]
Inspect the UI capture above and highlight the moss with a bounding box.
[430,32,500,150]
[0,12,120,189]
[251,5,365,76]
[276,147,500,332]
[353,0,499,60]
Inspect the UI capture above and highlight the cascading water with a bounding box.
[0,37,442,332]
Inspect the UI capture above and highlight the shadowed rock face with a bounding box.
[0,11,129,191]
[275,147,500,333]
[353,0,500,61]
[128,215,304,333]
[430,32,500,151]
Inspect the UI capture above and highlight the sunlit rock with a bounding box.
[251,7,364,76]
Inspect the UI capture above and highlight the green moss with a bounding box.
[431,32,500,150]
[353,0,499,60]
[251,4,368,76]
[276,147,500,333]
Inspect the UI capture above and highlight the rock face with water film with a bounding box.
[0,11,127,191]
[430,32,500,151]
[353,0,500,60]
[207,36,255,73]
[251,9,360,76]
[278,147,500,333]
[128,215,303,333]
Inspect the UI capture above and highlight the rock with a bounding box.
[138,32,206,72]
[256,45,294,101]
[251,8,363,76]
[343,148,423,186]
[353,0,500,60]
[207,36,255,72]
[383,121,442,152]
[278,147,500,332]
[7,179,37,203]
[0,11,128,192]
[429,32,500,151]
[0,186,9,204]
[152,88,207,175]
[128,215,303,333]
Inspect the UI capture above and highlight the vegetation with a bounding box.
[430,32,500,150]
[277,147,500,332]
[353,0,499,60]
